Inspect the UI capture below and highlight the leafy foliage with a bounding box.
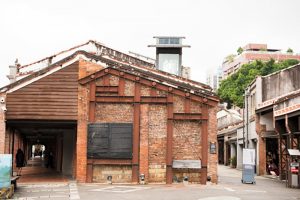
[237,47,243,55]
[217,59,299,108]
[225,54,236,63]
[287,48,293,53]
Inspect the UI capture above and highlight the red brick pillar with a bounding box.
[166,89,174,184]
[140,104,149,183]
[207,106,218,183]
[132,80,141,183]
[200,103,209,184]
[76,84,89,182]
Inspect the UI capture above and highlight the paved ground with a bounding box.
[14,165,300,200]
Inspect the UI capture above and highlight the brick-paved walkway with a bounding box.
[16,157,69,183]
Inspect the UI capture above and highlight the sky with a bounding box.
[1,0,300,87]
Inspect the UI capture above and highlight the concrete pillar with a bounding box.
[237,144,243,169]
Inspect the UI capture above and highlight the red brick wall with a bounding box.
[140,104,149,182]
[173,95,184,113]
[95,104,133,123]
[124,80,134,96]
[173,121,201,160]
[141,85,151,96]
[148,105,167,182]
[173,120,201,183]
[190,100,201,113]
[76,83,89,182]
[110,75,119,86]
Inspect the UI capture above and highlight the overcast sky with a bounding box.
[1,0,300,87]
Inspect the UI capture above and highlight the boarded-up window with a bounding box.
[87,123,132,159]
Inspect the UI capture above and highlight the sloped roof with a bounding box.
[1,41,217,101]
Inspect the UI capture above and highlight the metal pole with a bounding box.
[243,100,245,149]
[246,91,249,149]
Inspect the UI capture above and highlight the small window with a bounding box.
[87,123,133,159]
[170,38,179,44]
[159,38,169,44]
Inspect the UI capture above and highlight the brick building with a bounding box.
[0,40,219,184]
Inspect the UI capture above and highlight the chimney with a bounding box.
[148,36,190,76]
[7,59,19,83]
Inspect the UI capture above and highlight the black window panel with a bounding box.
[87,123,132,159]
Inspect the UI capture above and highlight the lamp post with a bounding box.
[242,95,245,149]
[245,90,250,149]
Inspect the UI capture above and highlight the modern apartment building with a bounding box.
[222,43,300,78]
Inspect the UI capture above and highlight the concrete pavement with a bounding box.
[13,165,300,200]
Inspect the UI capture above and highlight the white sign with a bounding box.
[172,160,201,169]
[243,149,255,165]
[288,149,300,156]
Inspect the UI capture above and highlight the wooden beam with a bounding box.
[95,96,169,104]
[87,159,132,165]
[173,113,207,121]
[166,91,173,184]
[96,96,134,103]
[96,86,118,93]
[200,104,208,184]
[132,81,141,183]
[118,77,125,96]
[140,96,167,104]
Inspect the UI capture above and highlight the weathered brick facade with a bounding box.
[78,64,219,184]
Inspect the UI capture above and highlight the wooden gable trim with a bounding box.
[79,68,219,107]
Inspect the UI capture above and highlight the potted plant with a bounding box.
[230,156,237,168]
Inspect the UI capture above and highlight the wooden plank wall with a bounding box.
[6,62,79,120]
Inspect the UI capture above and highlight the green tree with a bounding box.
[287,48,293,53]
[237,47,243,55]
[217,59,299,108]
[225,54,236,63]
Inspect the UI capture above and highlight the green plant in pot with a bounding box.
[230,156,237,168]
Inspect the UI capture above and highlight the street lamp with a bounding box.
[244,90,250,149]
